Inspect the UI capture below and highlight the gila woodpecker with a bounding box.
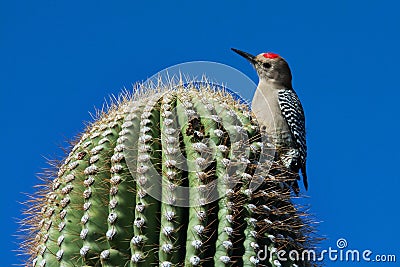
[232,48,308,193]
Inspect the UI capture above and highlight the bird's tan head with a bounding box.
[232,48,292,88]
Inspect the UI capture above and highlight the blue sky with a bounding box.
[1,1,399,266]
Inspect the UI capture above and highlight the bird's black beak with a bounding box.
[231,48,256,65]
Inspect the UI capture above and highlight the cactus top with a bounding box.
[21,79,315,267]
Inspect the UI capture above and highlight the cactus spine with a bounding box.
[22,81,315,267]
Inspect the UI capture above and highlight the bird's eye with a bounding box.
[262,62,271,68]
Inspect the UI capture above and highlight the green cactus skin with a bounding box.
[22,81,316,267]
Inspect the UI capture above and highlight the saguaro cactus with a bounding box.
[22,81,315,267]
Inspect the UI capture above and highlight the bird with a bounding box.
[231,48,308,193]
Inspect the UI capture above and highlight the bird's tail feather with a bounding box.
[301,166,308,190]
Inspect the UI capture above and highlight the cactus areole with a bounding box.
[22,79,315,267]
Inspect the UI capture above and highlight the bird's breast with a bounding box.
[251,85,292,146]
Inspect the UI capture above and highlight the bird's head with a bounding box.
[231,48,292,88]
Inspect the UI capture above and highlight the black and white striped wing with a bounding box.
[277,89,307,167]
